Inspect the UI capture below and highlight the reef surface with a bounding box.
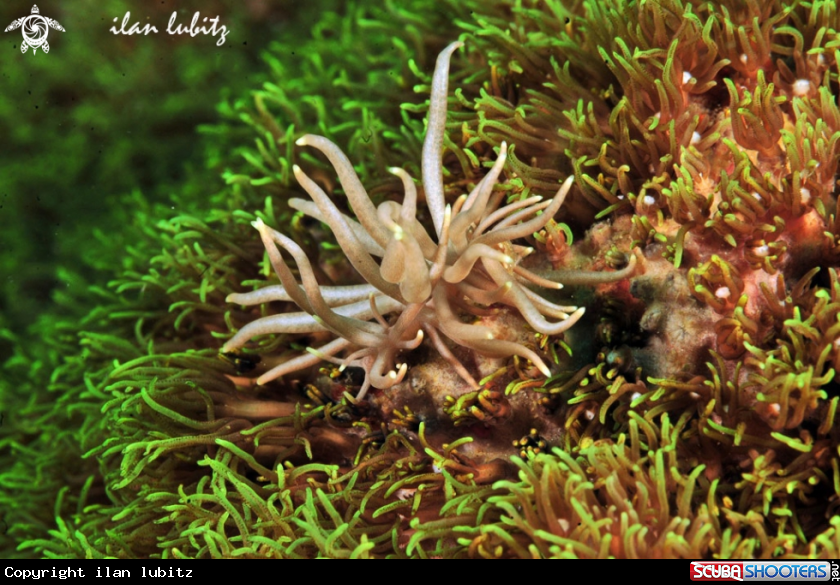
[4,0,840,559]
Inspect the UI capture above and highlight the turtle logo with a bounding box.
[5,5,64,54]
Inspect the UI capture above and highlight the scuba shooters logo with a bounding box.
[690,561,840,582]
[4,5,64,54]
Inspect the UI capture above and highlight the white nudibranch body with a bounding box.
[222,41,590,399]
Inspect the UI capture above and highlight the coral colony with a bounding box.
[10,0,840,559]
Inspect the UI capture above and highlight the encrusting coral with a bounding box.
[222,42,603,398]
[9,0,840,560]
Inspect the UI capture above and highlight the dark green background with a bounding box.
[0,0,289,332]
